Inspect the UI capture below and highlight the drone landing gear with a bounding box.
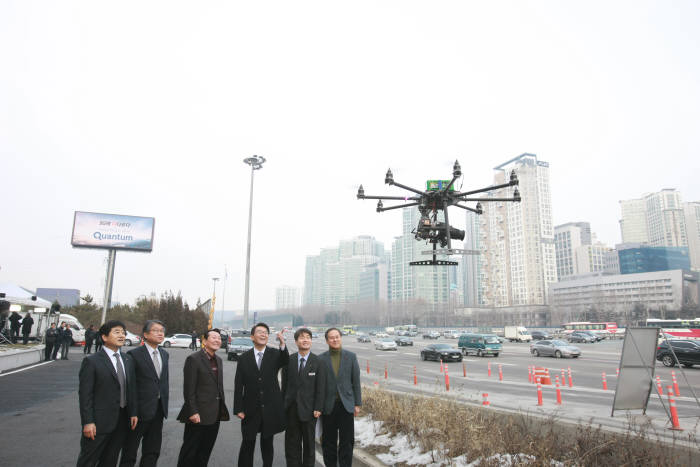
[409,243,458,266]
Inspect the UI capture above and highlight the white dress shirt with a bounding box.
[102,346,127,381]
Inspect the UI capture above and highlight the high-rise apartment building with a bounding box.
[275,286,301,310]
[303,236,384,308]
[574,243,612,275]
[461,211,481,306]
[479,153,557,306]
[554,222,592,279]
[620,190,688,247]
[683,201,700,271]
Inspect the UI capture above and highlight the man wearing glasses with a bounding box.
[233,322,289,467]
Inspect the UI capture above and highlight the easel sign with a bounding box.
[612,327,659,416]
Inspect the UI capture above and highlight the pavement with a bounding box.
[0,346,372,467]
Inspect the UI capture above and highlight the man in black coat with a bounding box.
[9,311,21,343]
[282,328,325,467]
[77,320,136,467]
[85,325,97,354]
[60,322,73,360]
[176,329,230,467]
[319,328,362,467]
[21,313,34,344]
[45,322,59,360]
[234,322,289,467]
[120,320,169,467]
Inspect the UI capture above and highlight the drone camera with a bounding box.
[476,202,483,214]
[453,160,462,177]
[357,185,365,199]
[510,171,519,185]
[376,200,384,212]
[513,188,521,202]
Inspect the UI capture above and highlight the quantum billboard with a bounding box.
[71,211,155,252]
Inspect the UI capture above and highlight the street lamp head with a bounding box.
[243,155,266,170]
[212,277,220,282]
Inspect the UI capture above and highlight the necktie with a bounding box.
[299,357,306,374]
[152,350,161,378]
[114,352,126,408]
[256,351,263,370]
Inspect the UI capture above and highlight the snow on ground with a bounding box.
[354,417,563,466]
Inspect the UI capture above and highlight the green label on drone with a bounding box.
[426,180,455,191]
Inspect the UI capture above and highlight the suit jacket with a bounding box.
[319,349,362,414]
[127,344,169,421]
[234,345,289,440]
[78,348,135,434]
[282,352,326,422]
[177,350,230,425]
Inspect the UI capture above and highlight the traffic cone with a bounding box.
[656,376,663,396]
[567,367,573,387]
[444,363,450,391]
[498,364,503,382]
[488,362,492,377]
[413,365,417,385]
[602,372,608,390]
[384,363,388,380]
[667,385,683,431]
[616,367,620,378]
[536,379,543,406]
[366,359,370,374]
[528,366,533,383]
[672,370,680,397]
[463,362,466,377]
[440,359,444,373]
[482,393,490,406]
[560,368,566,384]
[555,376,562,405]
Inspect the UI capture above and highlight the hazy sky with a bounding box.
[2,1,699,311]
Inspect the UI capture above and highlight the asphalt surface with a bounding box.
[0,344,357,467]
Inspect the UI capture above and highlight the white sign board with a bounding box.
[71,211,155,252]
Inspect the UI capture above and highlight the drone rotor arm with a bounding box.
[454,181,515,197]
[377,201,421,212]
[389,180,426,197]
[359,195,420,201]
[453,203,482,214]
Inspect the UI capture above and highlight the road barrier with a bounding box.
[671,370,680,397]
[444,363,450,391]
[602,372,608,390]
[534,367,551,385]
[482,392,490,406]
[555,376,562,405]
[536,378,543,406]
[667,385,683,431]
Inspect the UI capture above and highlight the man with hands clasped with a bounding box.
[176,329,230,467]
[233,323,289,467]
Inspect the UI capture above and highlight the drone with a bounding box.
[357,160,521,266]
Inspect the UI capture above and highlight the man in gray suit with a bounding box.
[319,327,361,467]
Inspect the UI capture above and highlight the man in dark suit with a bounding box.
[319,327,362,467]
[234,322,289,467]
[283,328,325,467]
[176,329,230,467]
[77,320,136,467]
[120,320,169,467]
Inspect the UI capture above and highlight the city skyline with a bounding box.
[3,2,700,309]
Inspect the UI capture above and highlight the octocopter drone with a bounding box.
[357,160,521,266]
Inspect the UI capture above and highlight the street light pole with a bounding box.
[209,277,219,329]
[242,155,266,331]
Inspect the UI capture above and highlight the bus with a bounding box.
[341,325,358,335]
[395,324,418,336]
[645,318,700,340]
[562,322,620,338]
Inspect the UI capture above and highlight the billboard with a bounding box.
[71,211,155,252]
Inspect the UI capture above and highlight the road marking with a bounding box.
[0,360,53,377]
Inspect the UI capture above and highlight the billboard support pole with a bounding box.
[100,249,117,325]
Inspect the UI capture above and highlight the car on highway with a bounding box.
[421,343,463,362]
[568,331,596,344]
[375,338,398,351]
[394,336,414,346]
[531,330,551,341]
[124,330,142,346]
[656,340,700,368]
[458,333,501,357]
[356,333,372,343]
[530,340,581,358]
[375,332,389,338]
[162,333,200,348]
[227,337,254,361]
[423,331,441,339]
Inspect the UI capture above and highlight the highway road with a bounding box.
[335,334,700,443]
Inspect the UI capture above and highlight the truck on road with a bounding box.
[504,326,532,342]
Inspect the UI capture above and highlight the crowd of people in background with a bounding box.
[73,320,361,467]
